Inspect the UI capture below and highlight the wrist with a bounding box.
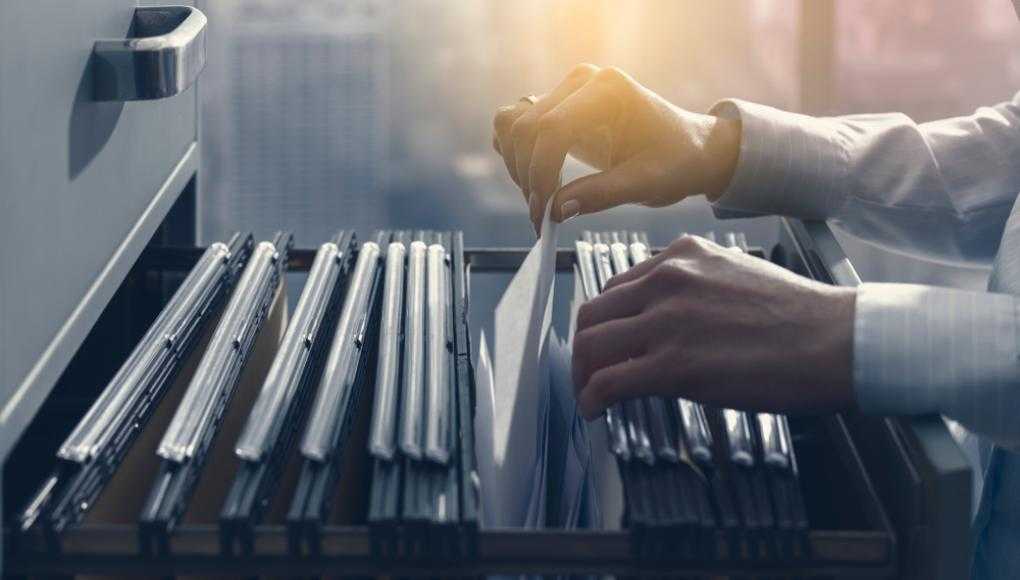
[806,286,857,411]
[702,116,741,201]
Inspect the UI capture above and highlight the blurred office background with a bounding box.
[195,0,1020,292]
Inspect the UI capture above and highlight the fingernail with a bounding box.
[560,199,580,221]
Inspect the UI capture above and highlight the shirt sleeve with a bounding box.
[709,96,1020,263]
[854,283,1020,449]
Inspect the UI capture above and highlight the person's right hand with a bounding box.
[492,64,741,234]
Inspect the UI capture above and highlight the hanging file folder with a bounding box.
[367,230,478,561]
[17,233,253,550]
[219,231,356,555]
[138,232,292,555]
[287,233,384,555]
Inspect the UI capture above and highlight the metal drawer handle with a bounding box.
[93,6,207,101]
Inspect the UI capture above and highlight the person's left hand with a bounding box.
[572,234,857,419]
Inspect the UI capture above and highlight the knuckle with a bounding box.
[576,301,596,330]
[659,348,691,387]
[594,66,629,88]
[637,309,668,336]
[573,327,597,360]
[493,106,516,131]
[587,369,616,404]
[603,272,624,291]
[509,116,534,142]
[567,63,600,82]
[645,262,682,288]
[536,111,564,135]
[689,235,713,253]
[668,234,698,254]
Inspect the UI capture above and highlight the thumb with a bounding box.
[550,159,650,222]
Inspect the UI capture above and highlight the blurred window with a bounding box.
[836,0,1020,120]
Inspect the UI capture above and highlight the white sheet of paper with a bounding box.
[548,332,588,529]
[492,204,559,527]
[522,386,549,528]
[473,330,498,528]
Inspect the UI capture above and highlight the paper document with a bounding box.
[490,205,559,527]
[547,332,591,529]
[474,330,498,527]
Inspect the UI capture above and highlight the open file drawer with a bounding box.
[3,219,964,578]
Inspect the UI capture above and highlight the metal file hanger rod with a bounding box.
[718,232,757,468]
[629,236,715,466]
[607,240,656,465]
[399,240,428,460]
[623,240,681,464]
[731,231,792,471]
[157,238,281,463]
[368,238,408,460]
[59,241,233,464]
[424,241,451,465]
[235,238,345,462]
[587,237,632,462]
[301,241,382,462]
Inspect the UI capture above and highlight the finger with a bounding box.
[578,355,660,420]
[493,102,530,191]
[600,234,703,292]
[572,316,648,396]
[529,73,627,224]
[575,282,646,335]
[600,247,671,292]
[546,157,649,224]
[511,65,600,204]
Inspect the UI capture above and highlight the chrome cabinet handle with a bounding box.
[93,6,207,101]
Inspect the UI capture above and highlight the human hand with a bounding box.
[572,235,856,419]
[492,64,741,234]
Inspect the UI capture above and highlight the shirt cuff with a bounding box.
[853,283,1020,417]
[708,99,852,220]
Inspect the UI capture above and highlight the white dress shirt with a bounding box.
[709,93,1020,579]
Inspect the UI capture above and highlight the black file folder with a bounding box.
[7,226,923,579]
[577,231,716,561]
[287,232,385,555]
[574,230,811,564]
[366,230,478,562]
[16,232,253,550]
[722,230,809,560]
[138,232,292,555]
[219,231,357,555]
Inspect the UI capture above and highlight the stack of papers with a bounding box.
[474,206,611,531]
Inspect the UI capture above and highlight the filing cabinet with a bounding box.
[0,4,972,578]
[0,2,205,539]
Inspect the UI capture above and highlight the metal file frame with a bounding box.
[8,218,971,578]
